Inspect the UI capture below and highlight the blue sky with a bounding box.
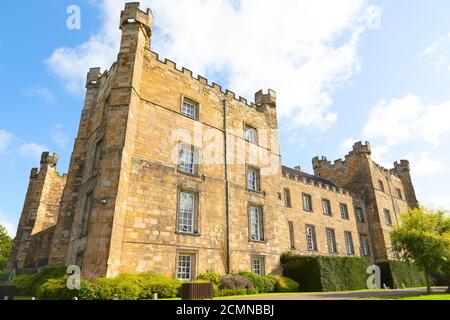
[1,0,450,236]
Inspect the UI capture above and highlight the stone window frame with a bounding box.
[326,228,338,254]
[176,187,201,236]
[180,95,200,121]
[396,188,403,200]
[378,179,385,193]
[302,193,313,212]
[92,137,104,176]
[175,249,198,281]
[305,224,318,252]
[246,165,261,193]
[359,233,370,257]
[322,198,332,216]
[248,203,265,243]
[340,203,350,220]
[355,207,365,223]
[288,221,296,250]
[344,231,355,256]
[384,209,393,226]
[177,142,201,177]
[243,123,259,145]
[250,255,266,276]
[284,188,292,208]
[79,189,95,239]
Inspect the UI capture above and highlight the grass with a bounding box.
[366,293,450,300]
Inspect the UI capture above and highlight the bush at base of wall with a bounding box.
[281,253,372,292]
[377,261,426,289]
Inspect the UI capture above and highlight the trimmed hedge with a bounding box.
[377,261,426,289]
[11,267,67,296]
[266,275,299,292]
[281,253,372,292]
[238,272,276,293]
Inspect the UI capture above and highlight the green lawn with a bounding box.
[365,293,450,300]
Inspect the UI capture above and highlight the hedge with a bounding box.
[238,272,276,293]
[281,253,372,292]
[377,261,426,289]
[11,267,67,296]
[266,275,299,292]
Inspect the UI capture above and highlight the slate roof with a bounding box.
[282,166,339,189]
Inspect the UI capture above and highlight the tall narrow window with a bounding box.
[288,221,295,249]
[340,203,349,220]
[384,209,392,226]
[93,139,103,173]
[247,167,260,192]
[182,97,199,120]
[177,252,196,280]
[303,193,313,212]
[396,188,403,200]
[179,144,199,175]
[344,231,355,256]
[360,234,370,257]
[249,205,263,241]
[284,188,292,208]
[355,207,365,223]
[80,192,93,238]
[251,257,265,275]
[378,180,385,193]
[178,191,197,234]
[326,228,337,253]
[244,124,258,145]
[306,225,317,251]
[322,199,332,216]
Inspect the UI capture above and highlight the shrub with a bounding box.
[0,272,9,284]
[196,272,221,285]
[11,274,36,296]
[266,275,299,292]
[115,272,181,299]
[281,253,372,292]
[11,267,67,296]
[218,288,248,297]
[238,272,276,293]
[377,261,426,289]
[219,274,254,292]
[37,276,96,300]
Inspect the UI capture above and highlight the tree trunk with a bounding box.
[425,273,432,295]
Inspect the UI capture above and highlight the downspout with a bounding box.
[223,99,231,274]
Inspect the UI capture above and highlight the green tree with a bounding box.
[391,207,450,294]
[0,224,12,271]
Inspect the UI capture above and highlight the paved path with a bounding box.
[238,287,448,300]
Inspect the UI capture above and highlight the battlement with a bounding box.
[282,171,351,197]
[120,2,154,35]
[86,68,102,88]
[394,160,411,172]
[353,141,371,154]
[146,50,276,112]
[41,152,58,168]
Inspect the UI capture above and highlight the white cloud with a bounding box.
[419,33,450,73]
[47,0,378,130]
[403,152,446,176]
[340,138,357,153]
[0,211,16,238]
[51,125,71,149]
[0,130,14,153]
[363,95,450,147]
[19,143,47,160]
[22,85,56,104]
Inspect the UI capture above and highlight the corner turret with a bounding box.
[353,141,371,155]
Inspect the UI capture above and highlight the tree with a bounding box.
[391,207,450,294]
[0,224,12,271]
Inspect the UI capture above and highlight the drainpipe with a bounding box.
[223,99,231,274]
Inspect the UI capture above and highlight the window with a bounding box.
[322,199,332,216]
[247,167,260,192]
[182,97,199,120]
[179,144,199,175]
[93,139,103,173]
[244,124,258,145]
[80,192,93,238]
[284,188,292,208]
[251,257,265,275]
[306,225,317,251]
[177,253,196,281]
[249,205,264,241]
[326,228,337,254]
[178,191,197,234]
[340,203,349,220]
[384,209,392,226]
[378,180,385,193]
[302,193,313,212]
[396,188,403,200]
[355,207,365,223]
[288,221,296,249]
[360,234,370,257]
[344,231,355,256]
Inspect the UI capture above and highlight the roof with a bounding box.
[282,166,339,189]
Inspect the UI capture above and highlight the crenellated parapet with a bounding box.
[120,2,154,36]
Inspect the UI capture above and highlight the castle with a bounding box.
[8,2,418,280]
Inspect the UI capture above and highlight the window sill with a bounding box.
[177,170,201,179]
[303,209,314,213]
[247,189,263,195]
[176,231,201,237]
[249,239,267,244]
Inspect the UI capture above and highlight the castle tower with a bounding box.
[9,152,66,271]
[313,141,417,261]
[394,160,419,209]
